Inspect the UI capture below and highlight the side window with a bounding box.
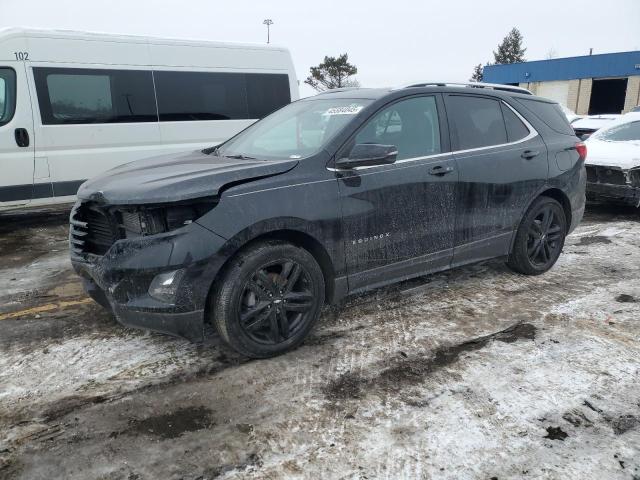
[33,68,157,124]
[447,95,507,150]
[501,103,530,142]
[0,68,16,126]
[154,71,248,121]
[246,73,291,118]
[354,96,441,160]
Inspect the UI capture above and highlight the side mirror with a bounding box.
[335,144,398,169]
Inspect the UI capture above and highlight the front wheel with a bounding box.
[211,240,325,358]
[507,196,567,275]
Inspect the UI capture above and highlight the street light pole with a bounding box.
[263,19,273,44]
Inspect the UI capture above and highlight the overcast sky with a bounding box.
[2,0,639,97]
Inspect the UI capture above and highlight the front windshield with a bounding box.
[216,98,373,160]
[593,120,640,142]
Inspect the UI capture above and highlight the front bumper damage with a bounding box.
[70,205,229,342]
[586,164,640,207]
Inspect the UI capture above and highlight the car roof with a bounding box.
[303,83,545,103]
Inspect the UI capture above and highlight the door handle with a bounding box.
[521,149,539,160]
[15,128,29,148]
[428,165,455,176]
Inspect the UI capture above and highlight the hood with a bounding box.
[77,150,299,205]
[585,138,640,169]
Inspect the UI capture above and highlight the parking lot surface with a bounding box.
[0,205,639,479]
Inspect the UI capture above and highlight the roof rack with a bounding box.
[398,82,532,95]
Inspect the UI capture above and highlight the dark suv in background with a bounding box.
[70,83,586,358]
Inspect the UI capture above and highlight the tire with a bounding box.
[507,196,567,275]
[211,240,325,358]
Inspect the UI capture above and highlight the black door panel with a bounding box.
[335,94,456,292]
[444,94,549,265]
[338,156,457,290]
[453,140,548,264]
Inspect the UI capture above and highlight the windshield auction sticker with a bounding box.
[323,104,364,116]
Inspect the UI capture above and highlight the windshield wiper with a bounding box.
[224,154,256,160]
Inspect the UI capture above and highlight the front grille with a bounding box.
[70,203,119,256]
[586,165,627,186]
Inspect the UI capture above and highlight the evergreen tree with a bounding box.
[305,54,359,92]
[493,28,526,64]
[470,63,484,82]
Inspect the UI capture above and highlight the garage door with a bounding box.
[536,81,570,106]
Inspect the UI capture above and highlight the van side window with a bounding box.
[154,71,291,121]
[154,71,248,121]
[354,96,441,160]
[246,73,291,118]
[33,68,157,124]
[447,95,507,150]
[0,68,16,126]
[501,103,530,142]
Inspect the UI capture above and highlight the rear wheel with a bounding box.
[211,241,325,358]
[507,196,567,275]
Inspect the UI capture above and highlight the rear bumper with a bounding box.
[586,182,640,207]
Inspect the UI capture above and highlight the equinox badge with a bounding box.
[352,233,391,245]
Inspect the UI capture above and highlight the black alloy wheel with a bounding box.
[239,260,314,345]
[507,196,567,275]
[212,241,325,358]
[526,206,564,267]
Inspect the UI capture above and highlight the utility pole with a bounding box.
[263,19,274,44]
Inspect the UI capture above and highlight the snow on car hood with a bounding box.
[77,149,299,205]
[585,138,640,169]
[572,115,620,131]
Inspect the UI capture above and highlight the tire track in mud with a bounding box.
[323,323,536,403]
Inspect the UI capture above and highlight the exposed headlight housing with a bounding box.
[117,198,217,237]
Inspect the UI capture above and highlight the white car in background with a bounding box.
[559,104,583,124]
[572,114,621,140]
[585,112,640,206]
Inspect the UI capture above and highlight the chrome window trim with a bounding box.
[327,151,451,172]
[328,100,539,172]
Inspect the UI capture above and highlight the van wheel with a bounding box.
[211,240,325,358]
[507,196,567,275]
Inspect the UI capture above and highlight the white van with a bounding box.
[0,28,299,210]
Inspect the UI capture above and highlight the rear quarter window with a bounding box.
[516,97,575,135]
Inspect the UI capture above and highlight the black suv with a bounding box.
[70,83,586,358]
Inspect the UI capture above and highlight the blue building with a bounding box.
[483,51,640,115]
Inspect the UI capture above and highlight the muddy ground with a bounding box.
[0,204,639,480]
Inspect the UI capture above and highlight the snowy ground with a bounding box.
[0,205,639,480]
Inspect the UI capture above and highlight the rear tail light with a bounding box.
[575,142,587,161]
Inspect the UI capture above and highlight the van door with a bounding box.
[0,63,36,207]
